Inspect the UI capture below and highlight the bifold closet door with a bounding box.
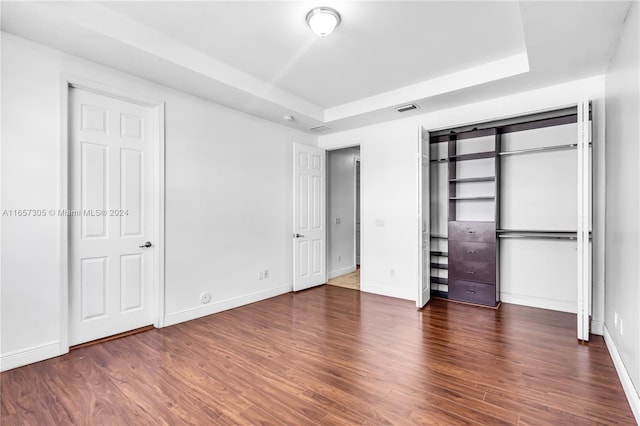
[577,99,592,342]
[417,127,431,308]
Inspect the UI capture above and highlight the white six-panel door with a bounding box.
[293,143,326,291]
[69,88,154,345]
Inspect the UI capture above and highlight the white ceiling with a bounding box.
[0,1,631,134]
[99,1,527,108]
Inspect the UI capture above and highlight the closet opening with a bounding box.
[425,106,593,337]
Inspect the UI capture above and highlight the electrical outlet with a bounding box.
[390,268,395,277]
[259,272,263,280]
[338,255,341,262]
[264,269,269,279]
[336,218,341,224]
[614,312,618,327]
[620,319,624,335]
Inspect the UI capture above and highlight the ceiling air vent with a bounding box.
[308,125,332,133]
[395,103,420,113]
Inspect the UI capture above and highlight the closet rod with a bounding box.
[498,233,577,240]
[498,142,592,157]
[431,142,592,162]
[497,230,592,241]
[430,158,449,164]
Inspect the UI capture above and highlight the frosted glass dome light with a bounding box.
[306,7,341,37]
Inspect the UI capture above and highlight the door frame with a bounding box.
[59,75,166,353]
[353,157,361,269]
[324,145,361,284]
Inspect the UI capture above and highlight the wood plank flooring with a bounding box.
[1,285,635,425]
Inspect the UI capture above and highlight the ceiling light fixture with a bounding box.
[306,7,341,37]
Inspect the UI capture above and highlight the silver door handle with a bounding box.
[139,241,152,248]
[293,233,305,238]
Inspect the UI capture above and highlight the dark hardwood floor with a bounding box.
[1,285,635,425]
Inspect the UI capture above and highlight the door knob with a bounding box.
[139,241,152,248]
[293,233,305,238]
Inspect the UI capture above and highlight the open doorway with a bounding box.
[326,146,360,290]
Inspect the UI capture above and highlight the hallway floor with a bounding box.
[327,268,360,290]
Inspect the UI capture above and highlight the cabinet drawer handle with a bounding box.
[465,271,475,275]
[467,250,477,254]
[465,230,476,234]
[466,290,476,294]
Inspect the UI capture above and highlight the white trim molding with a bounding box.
[590,320,604,336]
[604,326,640,423]
[362,284,415,301]
[0,342,62,372]
[500,293,577,314]
[163,284,292,327]
[152,102,167,328]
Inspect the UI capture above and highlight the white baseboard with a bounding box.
[500,292,576,314]
[163,284,292,327]
[328,265,357,279]
[362,283,414,301]
[0,341,63,372]
[1,285,293,371]
[604,326,640,423]
[498,293,603,336]
[591,319,604,336]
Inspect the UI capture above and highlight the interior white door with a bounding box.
[69,87,154,345]
[293,143,326,291]
[577,99,592,341]
[417,127,431,308]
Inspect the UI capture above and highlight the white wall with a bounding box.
[327,147,359,278]
[0,30,615,373]
[319,76,606,327]
[322,123,420,301]
[0,33,316,370]
[604,0,640,414]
